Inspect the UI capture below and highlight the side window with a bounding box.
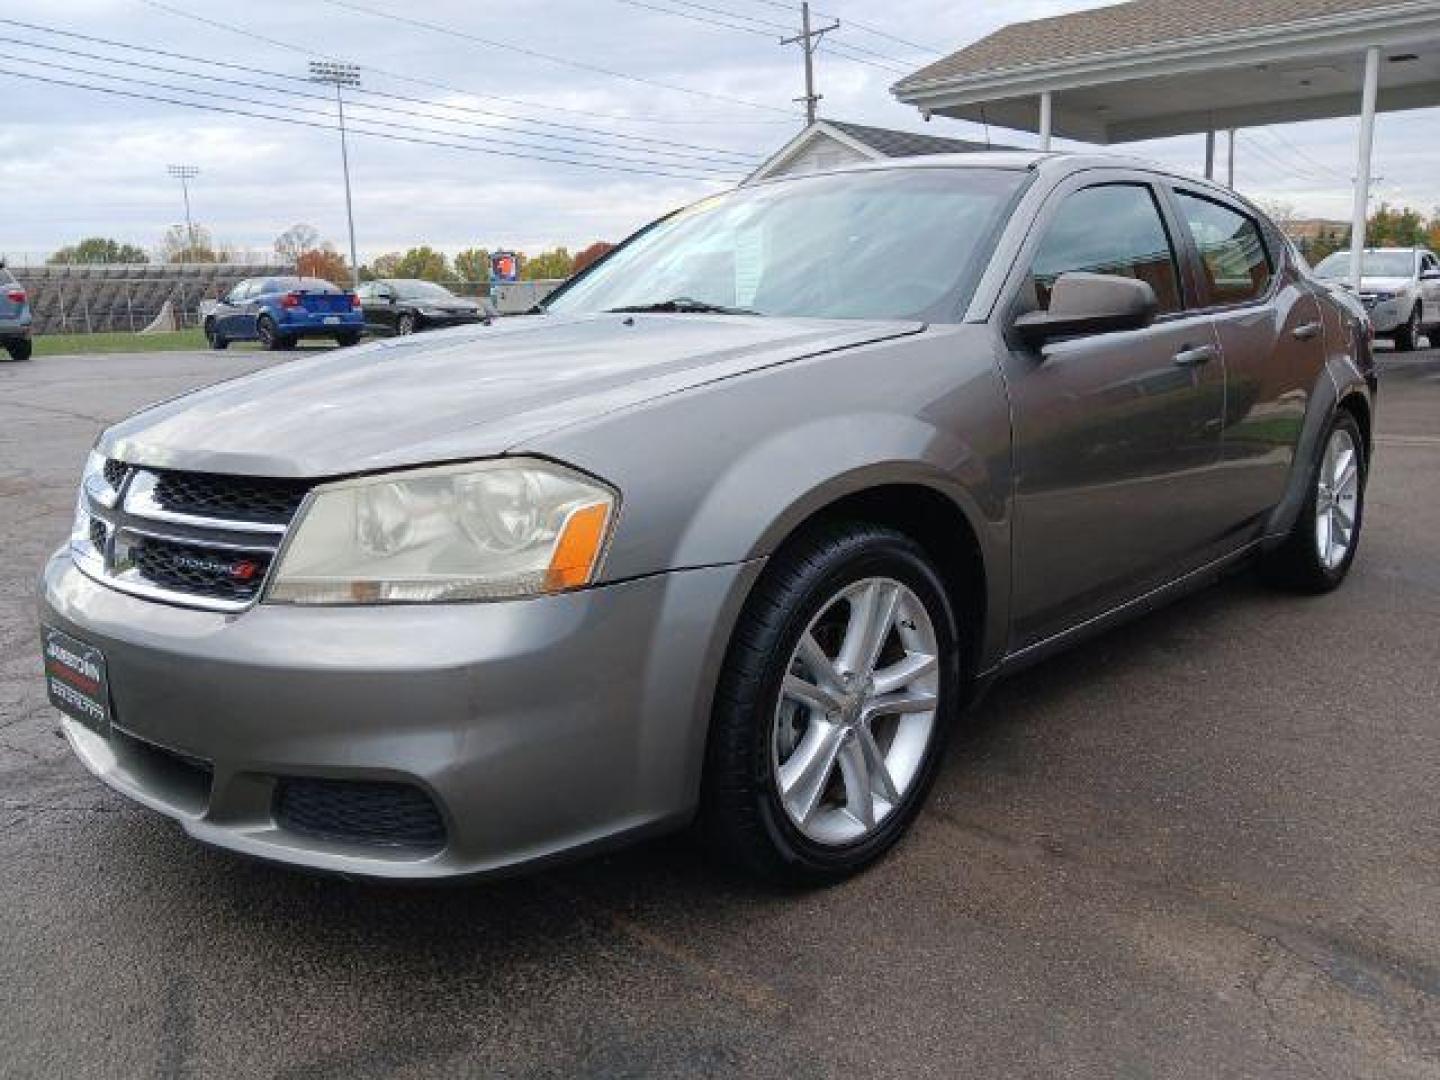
[1174,192,1272,306]
[1030,184,1183,315]
[228,280,252,303]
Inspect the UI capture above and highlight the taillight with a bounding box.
[5,288,24,304]
[280,292,302,309]
[350,293,361,309]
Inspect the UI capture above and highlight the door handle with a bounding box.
[1173,344,1216,367]
[1293,321,1322,341]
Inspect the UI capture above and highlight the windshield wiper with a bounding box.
[605,297,763,316]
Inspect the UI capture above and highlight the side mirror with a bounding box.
[1013,272,1158,346]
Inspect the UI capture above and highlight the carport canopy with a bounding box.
[892,0,1440,288]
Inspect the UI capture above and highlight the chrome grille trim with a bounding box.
[74,462,307,613]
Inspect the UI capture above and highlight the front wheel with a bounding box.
[1394,306,1420,352]
[701,522,960,885]
[4,338,32,361]
[1262,411,1366,593]
[396,312,418,336]
[204,320,228,350]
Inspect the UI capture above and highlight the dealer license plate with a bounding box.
[41,626,111,737]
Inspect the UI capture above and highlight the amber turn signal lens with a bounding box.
[545,503,612,592]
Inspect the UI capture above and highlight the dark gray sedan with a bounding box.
[39,153,1375,884]
[357,278,494,336]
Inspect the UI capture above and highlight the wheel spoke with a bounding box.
[862,688,937,721]
[872,651,936,696]
[778,720,844,826]
[782,672,842,715]
[837,736,876,829]
[1334,503,1355,532]
[1330,446,1354,488]
[1335,460,1359,498]
[857,725,900,804]
[796,631,841,692]
[837,580,900,678]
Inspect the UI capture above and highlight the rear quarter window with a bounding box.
[1175,192,1272,306]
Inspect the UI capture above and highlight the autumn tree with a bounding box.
[296,247,350,285]
[454,247,491,284]
[523,247,573,281]
[161,224,220,263]
[1367,203,1427,247]
[572,242,615,274]
[370,246,453,282]
[48,237,149,265]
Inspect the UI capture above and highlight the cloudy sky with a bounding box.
[0,0,1434,268]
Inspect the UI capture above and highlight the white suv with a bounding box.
[1313,247,1440,351]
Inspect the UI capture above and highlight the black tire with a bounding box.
[256,315,293,352]
[700,521,961,886]
[1261,410,1367,593]
[335,331,362,347]
[396,312,418,336]
[1394,306,1419,352]
[204,319,228,350]
[4,338,32,361]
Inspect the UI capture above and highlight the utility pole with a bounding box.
[166,164,199,256]
[309,61,362,289]
[1226,129,1236,189]
[781,2,839,126]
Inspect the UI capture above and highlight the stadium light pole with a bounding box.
[308,61,362,289]
[166,164,200,256]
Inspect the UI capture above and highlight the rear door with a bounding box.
[999,175,1227,649]
[1166,187,1324,534]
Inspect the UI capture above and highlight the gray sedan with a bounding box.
[38,153,1375,884]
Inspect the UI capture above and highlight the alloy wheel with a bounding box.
[1315,426,1361,570]
[398,314,416,335]
[772,577,940,846]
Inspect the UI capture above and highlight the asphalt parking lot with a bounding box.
[2,346,1438,1079]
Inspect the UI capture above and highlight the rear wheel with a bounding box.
[4,338,32,361]
[701,522,959,885]
[1394,306,1420,352]
[204,319,228,350]
[1262,411,1366,593]
[335,331,361,347]
[256,315,293,352]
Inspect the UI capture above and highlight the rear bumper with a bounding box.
[39,549,762,879]
[277,311,363,336]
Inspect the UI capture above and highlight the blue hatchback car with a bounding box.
[0,263,33,361]
[203,276,364,351]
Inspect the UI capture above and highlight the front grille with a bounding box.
[274,779,447,851]
[151,469,309,526]
[74,462,312,611]
[102,459,130,489]
[128,535,270,603]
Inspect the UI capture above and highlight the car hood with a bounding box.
[101,312,923,477]
[1330,276,1412,293]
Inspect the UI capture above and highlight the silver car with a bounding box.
[39,154,1376,884]
[1312,246,1440,351]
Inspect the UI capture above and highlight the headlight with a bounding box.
[266,459,618,604]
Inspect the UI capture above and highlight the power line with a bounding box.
[0,65,745,182]
[0,18,768,161]
[739,0,946,56]
[138,0,791,126]
[1256,127,1351,183]
[314,0,797,115]
[660,0,915,68]
[613,0,912,74]
[1,35,760,167]
[0,48,747,176]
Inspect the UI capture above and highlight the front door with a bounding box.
[1000,179,1227,650]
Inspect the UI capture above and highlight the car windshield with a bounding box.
[546,167,1027,321]
[1314,251,1414,278]
[394,280,456,299]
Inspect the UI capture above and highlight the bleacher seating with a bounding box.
[12,263,289,335]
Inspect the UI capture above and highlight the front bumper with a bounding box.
[39,550,760,878]
[1363,297,1409,332]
